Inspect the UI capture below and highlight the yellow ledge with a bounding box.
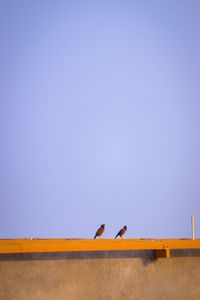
[0,239,200,257]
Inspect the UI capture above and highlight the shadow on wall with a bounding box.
[0,250,154,266]
[0,249,200,266]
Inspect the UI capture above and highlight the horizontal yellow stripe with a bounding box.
[0,238,200,254]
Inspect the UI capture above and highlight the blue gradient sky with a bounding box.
[1,1,200,238]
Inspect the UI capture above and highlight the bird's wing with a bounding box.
[96,227,103,236]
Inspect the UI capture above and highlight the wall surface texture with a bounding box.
[0,250,200,300]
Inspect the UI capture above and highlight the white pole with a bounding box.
[191,216,195,240]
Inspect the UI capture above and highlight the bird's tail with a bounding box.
[115,234,118,239]
[94,235,97,239]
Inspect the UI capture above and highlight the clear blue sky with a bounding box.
[1,1,200,238]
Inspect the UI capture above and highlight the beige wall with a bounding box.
[0,250,200,300]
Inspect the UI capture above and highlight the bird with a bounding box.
[115,226,127,239]
[94,224,105,239]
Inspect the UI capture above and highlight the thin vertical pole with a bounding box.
[191,215,195,240]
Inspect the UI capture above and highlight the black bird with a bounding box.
[115,226,127,239]
[94,224,105,239]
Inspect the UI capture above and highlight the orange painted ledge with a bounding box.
[0,239,200,257]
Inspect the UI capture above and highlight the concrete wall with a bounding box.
[0,250,200,300]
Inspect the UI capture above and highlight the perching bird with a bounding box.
[94,224,105,239]
[115,226,127,239]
